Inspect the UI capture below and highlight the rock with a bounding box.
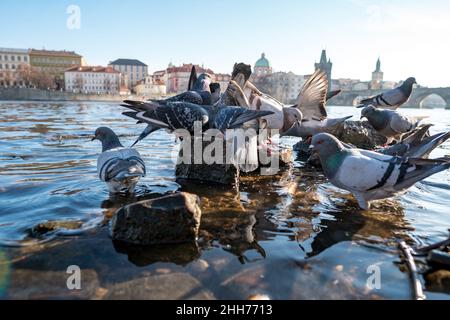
[104,273,215,300]
[7,269,100,299]
[175,137,239,186]
[111,192,202,246]
[425,270,450,294]
[293,120,387,159]
[28,220,84,238]
[328,120,387,149]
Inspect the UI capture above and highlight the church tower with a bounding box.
[314,50,332,91]
[370,57,384,90]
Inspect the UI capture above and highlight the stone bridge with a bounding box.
[330,87,450,108]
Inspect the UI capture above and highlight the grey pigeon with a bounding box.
[209,82,221,106]
[360,105,424,143]
[282,70,352,139]
[121,100,274,144]
[92,127,146,194]
[310,133,450,210]
[187,66,213,105]
[357,77,417,109]
[379,125,450,158]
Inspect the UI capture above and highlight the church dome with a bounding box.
[255,53,270,68]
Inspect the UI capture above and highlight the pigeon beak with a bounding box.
[308,144,315,150]
[360,115,366,120]
[91,135,97,141]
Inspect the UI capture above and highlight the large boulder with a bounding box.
[111,192,202,246]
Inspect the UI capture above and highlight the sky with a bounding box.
[1,0,450,87]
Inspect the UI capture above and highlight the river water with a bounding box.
[0,101,449,299]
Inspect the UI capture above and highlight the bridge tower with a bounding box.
[370,57,384,90]
[315,50,332,91]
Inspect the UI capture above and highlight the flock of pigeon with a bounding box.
[92,64,450,210]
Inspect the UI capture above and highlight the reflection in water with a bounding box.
[1,102,450,299]
[113,241,200,267]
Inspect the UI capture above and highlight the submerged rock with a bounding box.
[28,220,84,238]
[104,273,215,300]
[7,269,100,299]
[110,192,202,246]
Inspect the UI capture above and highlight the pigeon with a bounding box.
[310,133,450,210]
[357,77,417,109]
[187,66,213,105]
[121,100,274,141]
[379,125,450,159]
[210,82,221,106]
[360,105,424,143]
[92,127,146,194]
[281,70,352,139]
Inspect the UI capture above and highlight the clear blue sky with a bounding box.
[2,0,450,87]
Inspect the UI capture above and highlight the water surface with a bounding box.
[0,102,449,299]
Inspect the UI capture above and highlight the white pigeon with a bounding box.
[311,133,450,210]
[92,127,146,194]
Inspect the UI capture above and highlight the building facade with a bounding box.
[314,50,332,91]
[254,53,273,77]
[0,48,30,87]
[166,64,214,94]
[64,66,121,94]
[254,71,306,103]
[29,49,83,89]
[134,75,167,97]
[108,59,148,91]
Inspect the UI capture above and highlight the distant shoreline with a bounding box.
[0,87,153,103]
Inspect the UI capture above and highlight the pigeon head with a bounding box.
[311,133,347,177]
[360,105,377,120]
[92,127,124,152]
[405,77,417,85]
[282,107,303,132]
[193,73,212,92]
[311,133,344,154]
[399,77,417,94]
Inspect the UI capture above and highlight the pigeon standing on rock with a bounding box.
[92,127,146,194]
[360,105,425,143]
[379,125,450,158]
[121,100,273,141]
[310,133,450,210]
[357,77,417,109]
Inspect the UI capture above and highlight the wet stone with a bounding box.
[7,269,99,300]
[28,220,84,238]
[104,273,215,300]
[175,138,239,186]
[111,192,202,246]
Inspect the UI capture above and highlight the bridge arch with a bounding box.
[418,93,447,109]
[410,91,450,109]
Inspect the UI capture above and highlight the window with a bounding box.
[24,57,28,62]
[17,56,21,62]
[0,64,2,69]
[5,64,9,69]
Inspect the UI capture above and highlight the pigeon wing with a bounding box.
[296,69,328,120]
[390,112,415,134]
